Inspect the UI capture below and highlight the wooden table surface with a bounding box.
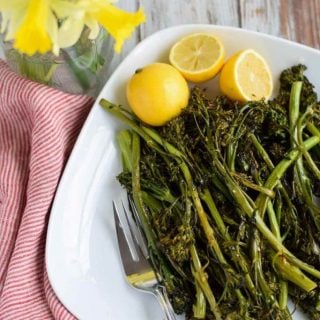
[112,0,320,71]
[1,1,318,84]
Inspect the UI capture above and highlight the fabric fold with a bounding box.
[0,60,93,319]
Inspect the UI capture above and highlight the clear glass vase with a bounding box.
[1,28,113,97]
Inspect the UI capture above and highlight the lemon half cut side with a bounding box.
[219,49,273,102]
[169,33,225,83]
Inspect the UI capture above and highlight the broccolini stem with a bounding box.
[100,99,166,156]
[117,130,133,171]
[251,228,276,306]
[192,273,206,319]
[267,203,289,310]
[104,100,231,271]
[307,122,320,139]
[226,104,252,171]
[210,173,233,201]
[272,254,317,292]
[104,99,320,292]
[190,245,222,320]
[297,111,320,180]
[131,133,151,241]
[201,189,258,299]
[249,133,296,214]
[278,280,288,311]
[255,136,320,217]
[253,160,289,311]
[266,202,281,243]
[254,213,320,279]
[295,150,320,233]
[141,191,162,215]
[142,126,251,308]
[289,82,320,233]
[142,127,229,265]
[249,133,299,246]
[289,81,303,142]
[201,189,227,237]
[207,139,320,280]
[131,133,167,263]
[316,299,320,312]
[231,172,275,197]
[130,132,178,298]
[211,136,285,310]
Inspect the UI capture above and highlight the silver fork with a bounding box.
[113,199,177,320]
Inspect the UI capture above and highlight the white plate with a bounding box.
[46,24,320,320]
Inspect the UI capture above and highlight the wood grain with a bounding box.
[239,0,320,48]
[279,0,320,48]
[138,0,240,39]
[239,0,282,36]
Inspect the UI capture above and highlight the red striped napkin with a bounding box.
[0,60,93,319]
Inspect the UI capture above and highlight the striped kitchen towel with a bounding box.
[0,60,93,319]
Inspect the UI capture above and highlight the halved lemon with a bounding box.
[219,49,273,102]
[169,33,225,83]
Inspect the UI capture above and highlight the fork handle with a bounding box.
[154,285,177,320]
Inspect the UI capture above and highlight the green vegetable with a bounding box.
[101,65,320,319]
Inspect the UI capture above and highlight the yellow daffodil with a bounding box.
[14,0,53,55]
[91,1,146,53]
[0,0,146,56]
[0,0,28,39]
[55,0,146,53]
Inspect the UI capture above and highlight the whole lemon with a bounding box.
[126,63,189,126]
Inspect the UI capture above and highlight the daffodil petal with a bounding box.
[47,10,59,55]
[1,8,25,39]
[92,4,145,53]
[0,11,9,33]
[58,17,84,48]
[50,0,84,19]
[13,0,52,55]
[0,0,26,11]
[85,15,100,40]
